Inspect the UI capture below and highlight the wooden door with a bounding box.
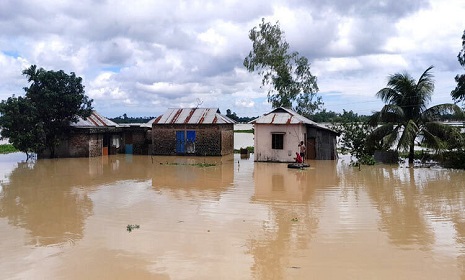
[307,138,316,160]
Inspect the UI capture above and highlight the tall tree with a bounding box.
[451,29,465,103]
[368,66,463,164]
[0,65,93,158]
[0,96,44,159]
[243,18,320,113]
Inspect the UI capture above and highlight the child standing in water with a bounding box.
[298,141,306,162]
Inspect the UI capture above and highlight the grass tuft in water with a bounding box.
[163,162,216,167]
[127,224,140,232]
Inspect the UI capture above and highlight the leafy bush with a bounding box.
[0,144,18,154]
[441,150,465,169]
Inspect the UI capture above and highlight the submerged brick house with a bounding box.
[251,107,339,162]
[39,111,153,158]
[152,108,235,156]
[39,111,123,158]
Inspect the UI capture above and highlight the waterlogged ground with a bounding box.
[1,153,465,279]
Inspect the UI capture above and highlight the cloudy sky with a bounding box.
[0,0,464,118]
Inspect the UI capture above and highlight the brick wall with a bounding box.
[152,124,233,156]
[88,134,102,157]
[69,134,90,157]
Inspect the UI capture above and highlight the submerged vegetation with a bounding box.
[233,129,254,133]
[234,146,254,154]
[126,224,140,232]
[160,162,217,167]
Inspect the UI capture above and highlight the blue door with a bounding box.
[176,131,185,153]
[125,144,133,154]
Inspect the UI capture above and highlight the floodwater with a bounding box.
[234,124,254,150]
[1,153,465,279]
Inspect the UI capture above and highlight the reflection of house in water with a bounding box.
[151,155,234,199]
[0,154,159,247]
[253,161,340,202]
[247,161,340,279]
[0,160,94,246]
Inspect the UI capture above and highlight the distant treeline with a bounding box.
[226,108,369,123]
[109,114,154,124]
[308,109,463,123]
[108,109,462,125]
[308,109,369,123]
[225,109,259,123]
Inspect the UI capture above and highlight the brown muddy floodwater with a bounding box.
[1,153,465,279]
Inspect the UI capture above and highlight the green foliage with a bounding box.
[310,109,369,123]
[109,113,154,124]
[399,150,438,162]
[126,224,140,232]
[0,144,18,154]
[368,66,463,164]
[234,146,254,154]
[0,65,93,158]
[243,18,320,113]
[330,121,377,165]
[441,150,465,169]
[309,109,339,122]
[451,29,465,104]
[225,109,258,123]
[0,96,45,158]
[233,129,254,133]
[162,162,217,167]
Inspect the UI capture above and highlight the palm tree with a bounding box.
[367,66,463,164]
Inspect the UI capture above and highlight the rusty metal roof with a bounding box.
[72,111,119,127]
[153,108,235,124]
[251,107,338,134]
[251,107,318,125]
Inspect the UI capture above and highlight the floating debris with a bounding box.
[127,224,140,232]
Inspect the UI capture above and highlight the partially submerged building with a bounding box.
[39,111,153,158]
[39,111,122,158]
[251,107,339,162]
[152,108,235,156]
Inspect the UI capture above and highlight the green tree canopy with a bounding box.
[368,66,463,164]
[451,29,465,104]
[243,18,321,114]
[0,65,93,158]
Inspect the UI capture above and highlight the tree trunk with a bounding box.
[408,142,415,165]
[50,145,55,158]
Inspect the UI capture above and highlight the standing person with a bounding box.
[298,141,306,162]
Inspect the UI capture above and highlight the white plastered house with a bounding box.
[251,107,339,162]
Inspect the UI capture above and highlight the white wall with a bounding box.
[254,124,305,162]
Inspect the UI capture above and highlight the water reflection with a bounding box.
[253,160,339,202]
[1,154,465,279]
[360,167,434,249]
[248,160,339,279]
[0,159,93,246]
[151,154,234,199]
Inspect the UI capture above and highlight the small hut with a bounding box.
[152,108,235,156]
[251,107,339,162]
[39,111,122,158]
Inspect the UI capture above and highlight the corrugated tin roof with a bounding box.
[154,108,235,124]
[251,107,338,134]
[72,111,119,127]
[251,107,317,125]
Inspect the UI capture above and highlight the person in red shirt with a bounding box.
[294,152,303,163]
